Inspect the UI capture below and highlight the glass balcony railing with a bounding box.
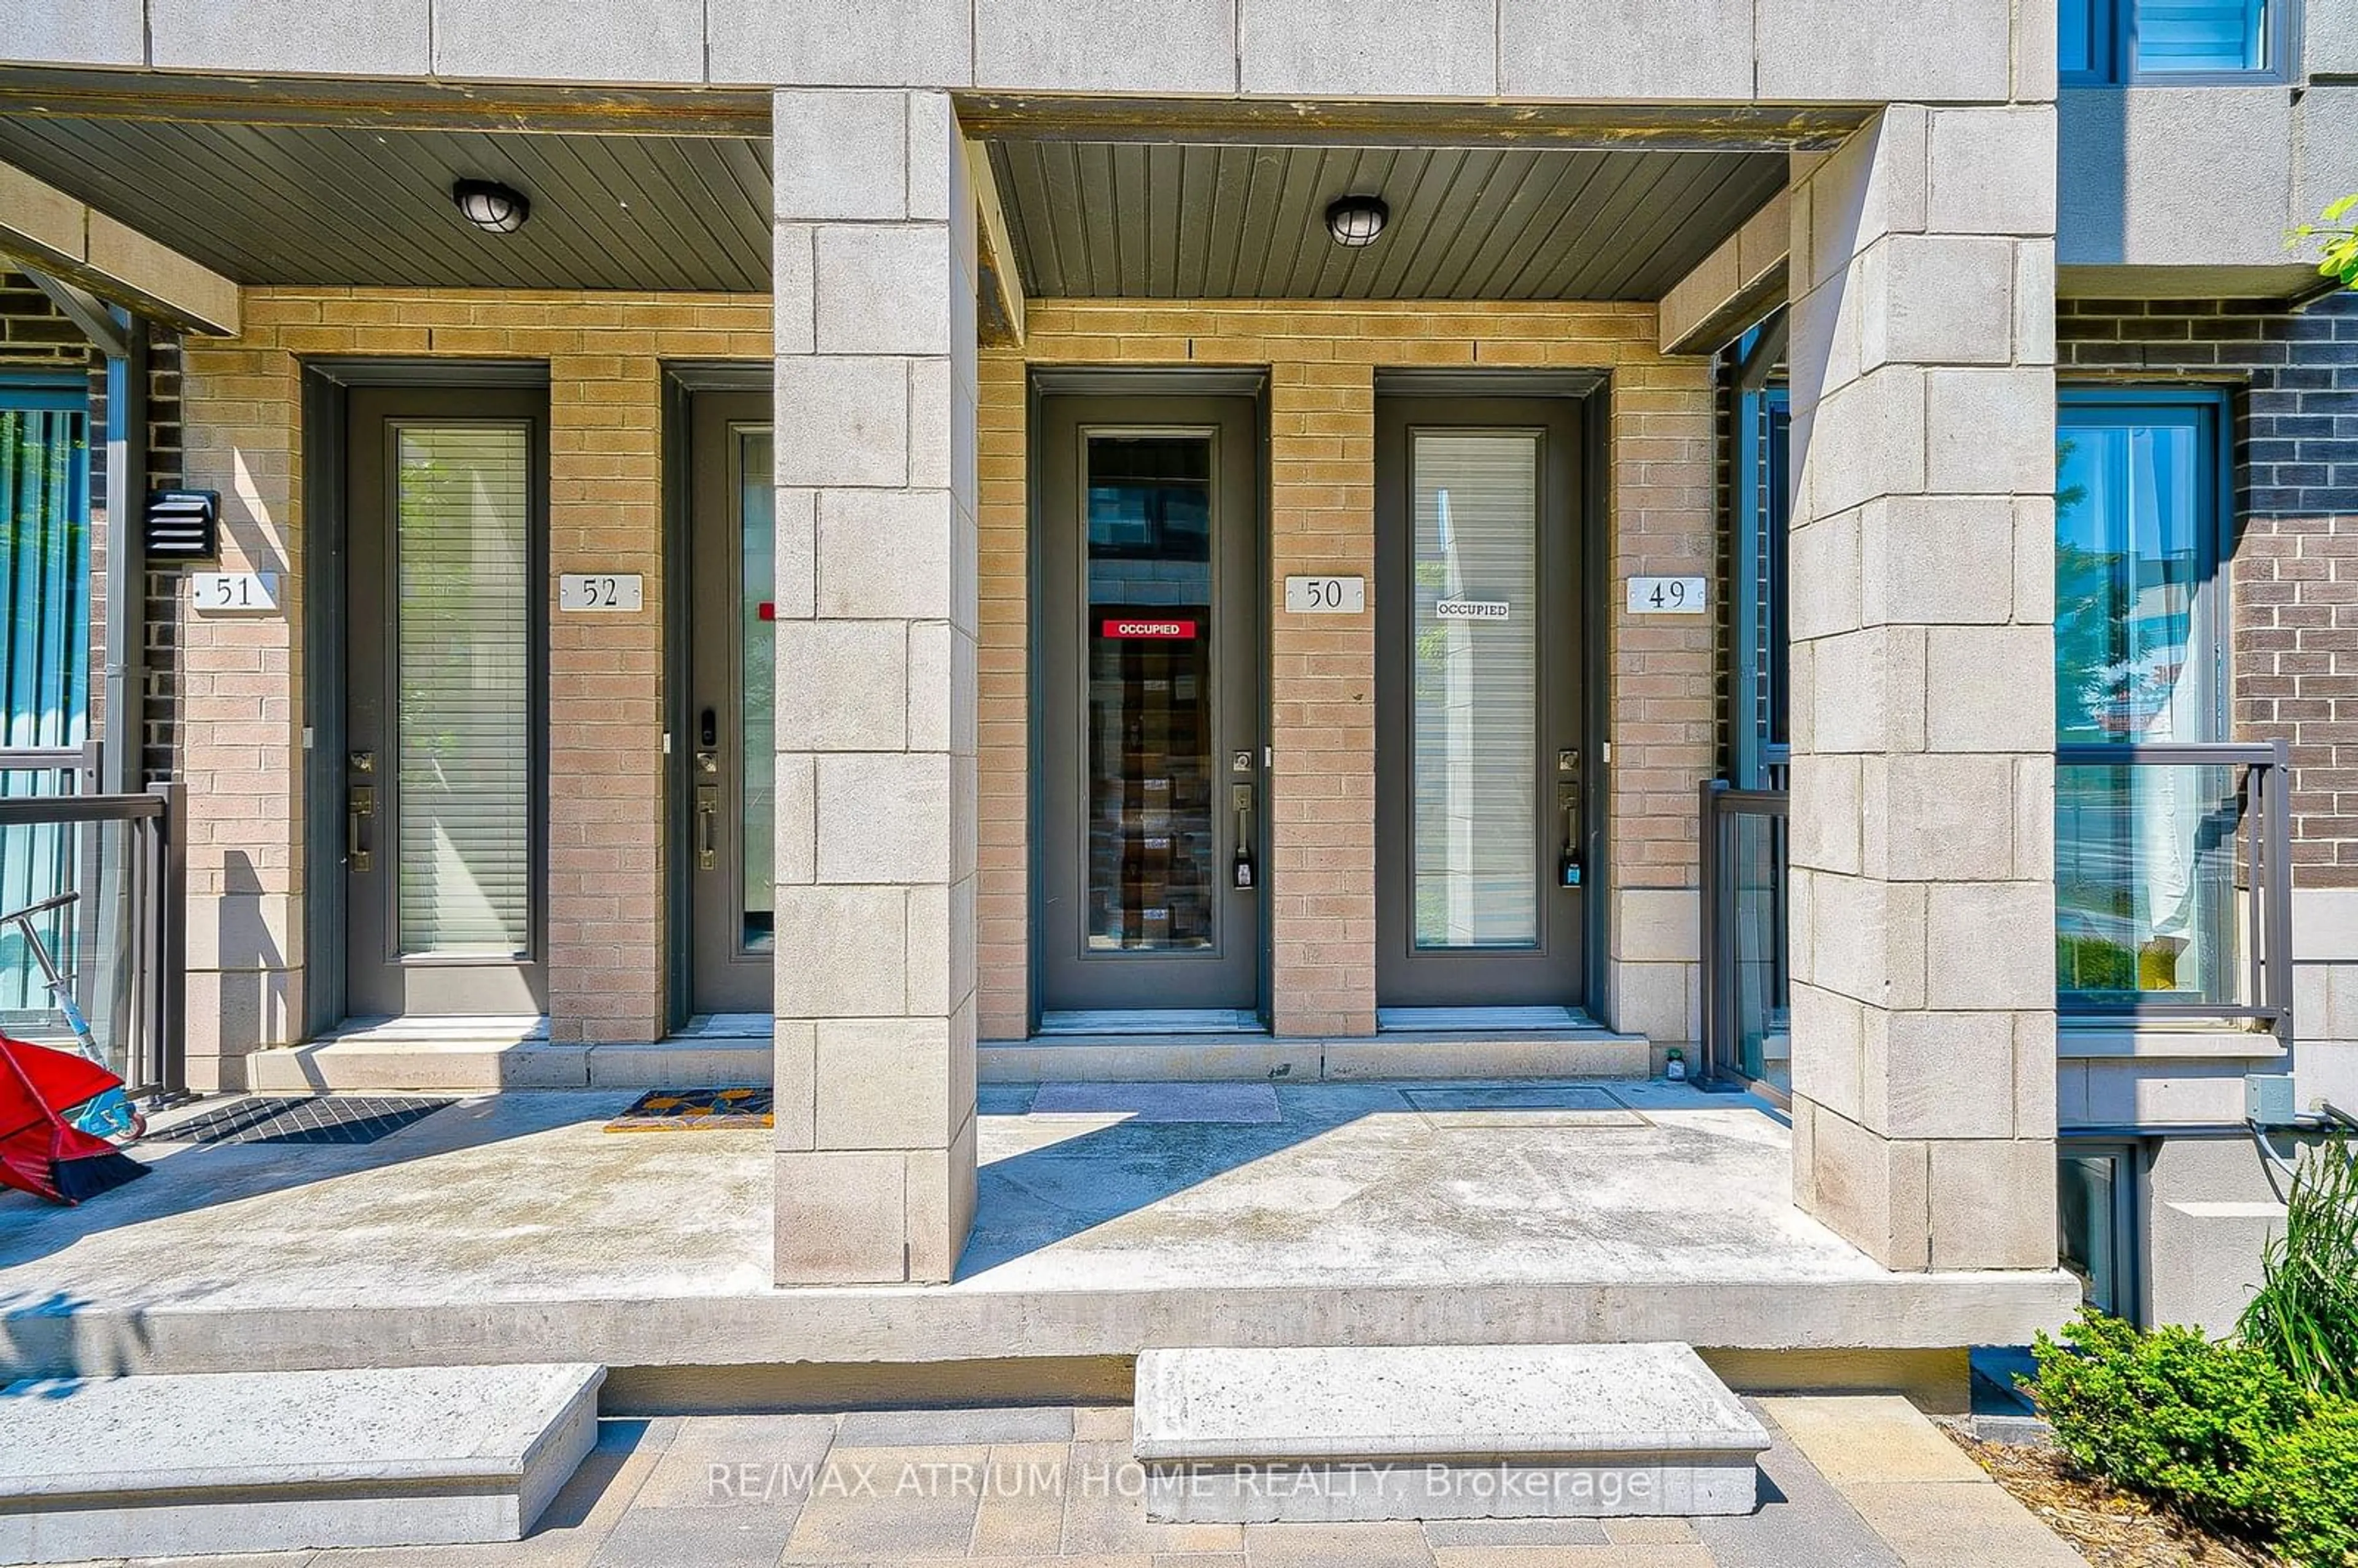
[0,748,189,1100]
[1702,739,2294,1093]
[2055,741,2292,1036]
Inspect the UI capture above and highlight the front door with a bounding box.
[685,391,776,1014]
[343,387,547,1017]
[1036,392,1264,1017]
[1374,395,1587,1008]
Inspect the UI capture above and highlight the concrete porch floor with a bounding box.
[0,1081,2076,1390]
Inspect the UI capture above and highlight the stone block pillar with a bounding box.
[1784,104,2061,1271]
[771,88,980,1284]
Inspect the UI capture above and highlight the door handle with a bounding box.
[348,784,375,874]
[1230,783,1255,890]
[696,784,719,872]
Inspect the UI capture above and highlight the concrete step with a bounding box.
[1134,1343,1769,1524]
[251,1028,1648,1090]
[981,1029,1651,1083]
[248,1035,769,1092]
[0,1362,603,1563]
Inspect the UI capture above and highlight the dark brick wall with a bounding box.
[2060,291,2358,886]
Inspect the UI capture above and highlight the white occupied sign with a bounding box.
[189,572,279,613]
[1434,598,1511,621]
[559,573,644,612]
[1284,575,1366,614]
[1626,576,1707,615]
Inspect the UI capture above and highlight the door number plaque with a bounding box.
[560,573,644,612]
[189,572,279,613]
[1284,575,1365,614]
[1626,576,1706,614]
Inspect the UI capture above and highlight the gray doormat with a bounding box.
[151,1096,455,1146]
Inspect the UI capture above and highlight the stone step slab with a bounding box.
[0,1362,603,1563]
[1134,1342,1770,1524]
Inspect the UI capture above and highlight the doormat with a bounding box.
[604,1087,773,1131]
[151,1096,456,1147]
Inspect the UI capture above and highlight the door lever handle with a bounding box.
[348,785,375,874]
[696,785,719,872]
[1231,783,1255,890]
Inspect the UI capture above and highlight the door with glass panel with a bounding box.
[1036,394,1263,1016]
[1374,397,1586,1007]
[2054,394,2230,1007]
[687,392,775,1014]
[344,388,546,1017]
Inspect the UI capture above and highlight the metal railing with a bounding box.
[0,747,187,1102]
[1700,739,2299,1089]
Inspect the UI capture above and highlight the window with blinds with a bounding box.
[2134,0,2267,70]
[2063,0,2276,78]
[392,424,531,957]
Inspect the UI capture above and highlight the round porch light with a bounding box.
[453,179,531,234]
[1325,194,1389,247]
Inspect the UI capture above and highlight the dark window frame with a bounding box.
[2058,1139,2147,1323]
[2056,386,2235,749]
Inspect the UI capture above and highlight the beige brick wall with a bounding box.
[179,289,769,1075]
[976,300,1718,1043]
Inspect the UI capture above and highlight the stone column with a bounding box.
[1784,104,2060,1271]
[771,88,980,1285]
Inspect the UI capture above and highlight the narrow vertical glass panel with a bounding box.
[739,428,776,954]
[2055,413,2228,1001]
[2058,0,2102,74]
[2133,0,2266,70]
[2058,1152,2123,1314]
[1729,809,1792,1095]
[1083,435,1213,953]
[1411,431,1539,950]
[394,425,530,957]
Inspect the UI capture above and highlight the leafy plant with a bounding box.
[2029,1309,2309,1529]
[2292,195,2358,291]
[2241,1134,2358,1402]
[2271,1396,2358,1568]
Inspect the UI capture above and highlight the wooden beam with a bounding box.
[964,136,1025,349]
[1657,189,1789,357]
[0,159,240,336]
[0,66,769,137]
[956,96,1866,153]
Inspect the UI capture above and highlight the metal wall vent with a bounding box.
[142,489,219,562]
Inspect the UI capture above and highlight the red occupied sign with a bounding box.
[1100,618,1198,639]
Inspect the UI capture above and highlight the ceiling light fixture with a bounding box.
[453,178,531,234]
[1325,194,1389,247]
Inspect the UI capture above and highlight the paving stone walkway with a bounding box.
[72,1395,2082,1568]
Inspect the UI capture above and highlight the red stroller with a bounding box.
[0,1033,149,1205]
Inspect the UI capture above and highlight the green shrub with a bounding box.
[2270,1396,2358,1568]
[2029,1309,2310,1529]
[2241,1134,2358,1402]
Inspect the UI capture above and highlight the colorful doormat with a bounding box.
[604,1087,773,1131]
